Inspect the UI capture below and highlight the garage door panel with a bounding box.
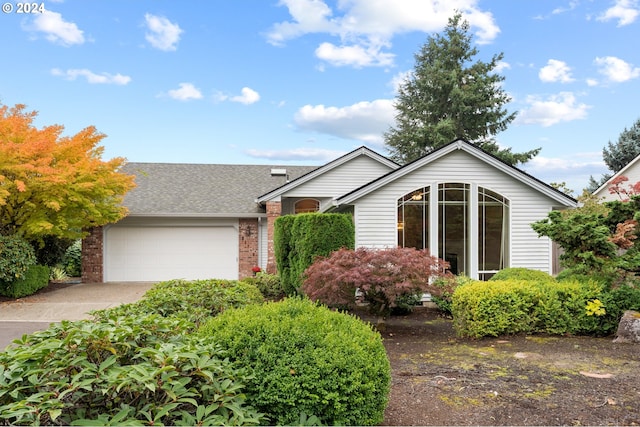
[105,226,238,282]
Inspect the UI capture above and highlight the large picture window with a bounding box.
[397,183,509,279]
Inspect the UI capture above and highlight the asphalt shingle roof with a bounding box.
[121,163,318,216]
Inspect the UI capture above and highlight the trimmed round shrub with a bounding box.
[0,234,36,283]
[93,279,264,327]
[489,267,555,283]
[199,297,391,426]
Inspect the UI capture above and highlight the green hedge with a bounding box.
[0,314,264,426]
[93,278,264,328]
[0,235,36,283]
[275,213,355,294]
[452,279,607,338]
[199,297,390,426]
[0,265,50,298]
[489,267,555,283]
[274,215,297,295]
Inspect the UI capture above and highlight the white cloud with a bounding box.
[144,14,183,51]
[266,0,499,67]
[597,0,639,26]
[294,99,395,145]
[517,92,590,127]
[315,41,394,68]
[594,56,640,83]
[521,152,608,191]
[539,59,574,83]
[494,61,511,73]
[166,83,203,101]
[230,87,261,105]
[24,10,84,46]
[244,147,345,161]
[51,68,131,85]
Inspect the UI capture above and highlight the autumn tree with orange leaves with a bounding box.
[0,103,135,245]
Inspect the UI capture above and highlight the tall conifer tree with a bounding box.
[384,13,539,165]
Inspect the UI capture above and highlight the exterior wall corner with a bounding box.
[82,226,104,283]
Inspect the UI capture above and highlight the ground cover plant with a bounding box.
[200,297,391,426]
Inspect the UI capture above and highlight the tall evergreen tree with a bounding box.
[603,117,640,173]
[384,13,540,165]
[588,117,640,192]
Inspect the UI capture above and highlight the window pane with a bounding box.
[398,187,429,250]
[438,183,469,275]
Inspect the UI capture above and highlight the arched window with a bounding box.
[397,187,430,250]
[294,198,320,214]
[478,187,509,280]
[397,184,509,279]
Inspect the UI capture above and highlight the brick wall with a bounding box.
[82,226,103,283]
[266,201,282,274]
[238,218,259,279]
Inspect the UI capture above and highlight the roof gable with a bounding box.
[335,139,577,207]
[593,152,640,199]
[256,146,399,203]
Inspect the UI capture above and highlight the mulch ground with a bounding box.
[352,306,640,426]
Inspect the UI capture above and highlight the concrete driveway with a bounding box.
[0,281,155,350]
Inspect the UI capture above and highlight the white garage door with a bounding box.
[105,226,238,282]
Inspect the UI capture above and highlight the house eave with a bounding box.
[334,139,577,208]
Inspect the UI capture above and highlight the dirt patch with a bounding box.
[353,306,640,426]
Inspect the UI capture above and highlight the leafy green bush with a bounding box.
[430,275,473,315]
[0,314,264,426]
[274,215,297,295]
[0,265,50,298]
[275,213,355,294]
[241,272,284,300]
[452,279,607,338]
[0,235,35,283]
[598,284,640,335]
[63,239,82,277]
[199,297,391,426]
[93,278,264,328]
[489,267,555,283]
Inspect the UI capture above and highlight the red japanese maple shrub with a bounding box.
[302,247,451,319]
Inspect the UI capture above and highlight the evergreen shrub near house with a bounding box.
[0,234,36,283]
[0,313,264,426]
[63,239,82,277]
[275,213,355,295]
[241,272,284,300]
[489,267,555,283]
[93,278,264,328]
[274,215,296,294]
[451,278,613,338]
[0,264,50,298]
[199,297,391,426]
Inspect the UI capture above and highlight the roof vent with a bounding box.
[270,168,287,176]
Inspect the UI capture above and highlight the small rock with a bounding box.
[613,310,640,343]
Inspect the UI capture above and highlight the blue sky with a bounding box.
[1,0,639,193]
